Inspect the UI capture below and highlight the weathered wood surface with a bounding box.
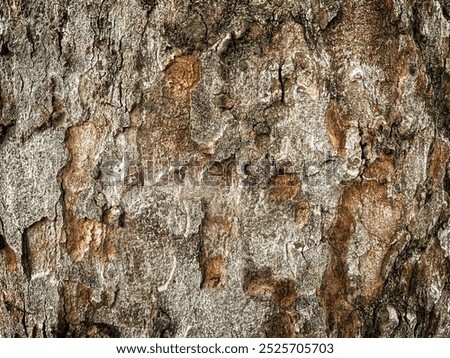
[0,0,449,337]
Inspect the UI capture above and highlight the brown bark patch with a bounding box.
[294,200,310,226]
[201,255,226,290]
[363,155,396,183]
[324,99,349,158]
[164,55,200,103]
[63,121,105,190]
[428,138,450,183]
[321,156,404,336]
[65,218,115,263]
[199,214,232,290]
[244,267,298,337]
[61,120,115,262]
[418,244,448,295]
[244,268,272,295]
[63,281,93,326]
[2,244,17,273]
[263,311,297,338]
[395,38,417,79]
[320,185,358,337]
[268,173,301,202]
[244,267,297,309]
[63,281,112,327]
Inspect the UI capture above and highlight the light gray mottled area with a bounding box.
[0,0,449,337]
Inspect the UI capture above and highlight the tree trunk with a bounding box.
[0,0,449,337]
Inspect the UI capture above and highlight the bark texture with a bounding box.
[0,0,449,337]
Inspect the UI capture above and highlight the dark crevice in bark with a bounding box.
[366,210,450,337]
[21,298,29,338]
[0,234,5,250]
[289,10,318,49]
[0,216,5,250]
[42,319,48,338]
[0,42,10,56]
[444,167,450,197]
[152,309,175,338]
[0,120,15,145]
[278,63,285,104]
[20,230,32,281]
[140,0,157,17]
[438,0,450,21]
[54,287,70,338]
[4,300,31,337]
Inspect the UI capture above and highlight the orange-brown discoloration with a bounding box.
[428,138,450,183]
[245,268,274,297]
[134,62,199,161]
[363,155,395,183]
[164,55,200,103]
[263,311,297,338]
[200,214,233,290]
[3,245,17,273]
[65,219,115,263]
[324,100,349,158]
[320,185,358,336]
[268,173,301,202]
[244,269,297,308]
[244,267,298,337]
[63,281,112,326]
[393,37,430,101]
[275,279,297,309]
[201,255,226,289]
[321,156,404,336]
[250,24,264,38]
[61,120,116,262]
[384,0,393,12]
[63,122,102,191]
[202,214,233,240]
[63,280,93,325]
[418,243,448,291]
[416,67,430,97]
[294,200,310,226]
[396,40,417,79]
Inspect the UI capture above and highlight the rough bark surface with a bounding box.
[0,0,449,338]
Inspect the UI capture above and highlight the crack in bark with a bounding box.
[278,63,285,104]
[20,229,32,281]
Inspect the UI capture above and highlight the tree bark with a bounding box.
[0,0,449,337]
